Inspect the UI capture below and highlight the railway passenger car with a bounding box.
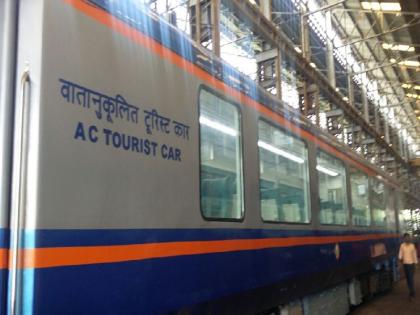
[0,0,415,314]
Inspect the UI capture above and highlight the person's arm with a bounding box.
[414,245,418,264]
[399,244,403,263]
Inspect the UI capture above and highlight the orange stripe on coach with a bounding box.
[11,233,398,269]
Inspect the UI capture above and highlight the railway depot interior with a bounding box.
[0,0,420,314]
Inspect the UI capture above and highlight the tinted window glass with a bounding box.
[317,151,348,225]
[258,120,310,223]
[386,188,396,231]
[199,89,243,219]
[397,192,410,233]
[371,178,386,226]
[350,168,371,226]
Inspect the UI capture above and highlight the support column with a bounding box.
[195,0,201,43]
[362,86,369,122]
[384,119,390,143]
[347,71,354,107]
[342,125,347,144]
[259,0,271,19]
[325,10,336,88]
[259,0,282,100]
[275,48,282,100]
[300,5,310,116]
[374,106,380,133]
[404,141,410,161]
[314,87,320,126]
[399,131,404,159]
[211,0,220,57]
[351,125,356,148]
[300,7,310,60]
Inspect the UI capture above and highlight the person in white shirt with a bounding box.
[399,233,418,300]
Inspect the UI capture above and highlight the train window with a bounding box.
[386,188,397,231]
[397,192,410,233]
[350,168,371,226]
[258,120,310,223]
[199,89,244,220]
[317,151,348,225]
[370,178,386,226]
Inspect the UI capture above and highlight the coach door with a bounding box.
[0,0,20,313]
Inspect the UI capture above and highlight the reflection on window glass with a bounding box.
[350,168,370,226]
[199,89,243,219]
[386,188,396,231]
[317,151,348,225]
[371,178,386,226]
[397,192,410,233]
[258,120,310,223]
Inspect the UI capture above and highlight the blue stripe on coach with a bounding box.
[21,228,398,248]
[27,237,397,315]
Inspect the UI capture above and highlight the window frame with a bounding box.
[257,117,312,225]
[198,85,246,222]
[316,149,349,226]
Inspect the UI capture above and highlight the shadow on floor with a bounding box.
[351,269,420,315]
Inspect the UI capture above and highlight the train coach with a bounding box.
[0,0,417,314]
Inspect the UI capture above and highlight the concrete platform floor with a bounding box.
[351,271,420,315]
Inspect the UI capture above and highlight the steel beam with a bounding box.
[336,19,420,49]
[229,0,408,166]
[333,7,420,17]
[302,0,346,17]
[333,4,419,145]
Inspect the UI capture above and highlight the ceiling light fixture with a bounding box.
[400,60,420,68]
[406,93,420,100]
[379,2,402,11]
[390,59,420,68]
[402,84,420,90]
[361,2,401,11]
[382,43,415,52]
